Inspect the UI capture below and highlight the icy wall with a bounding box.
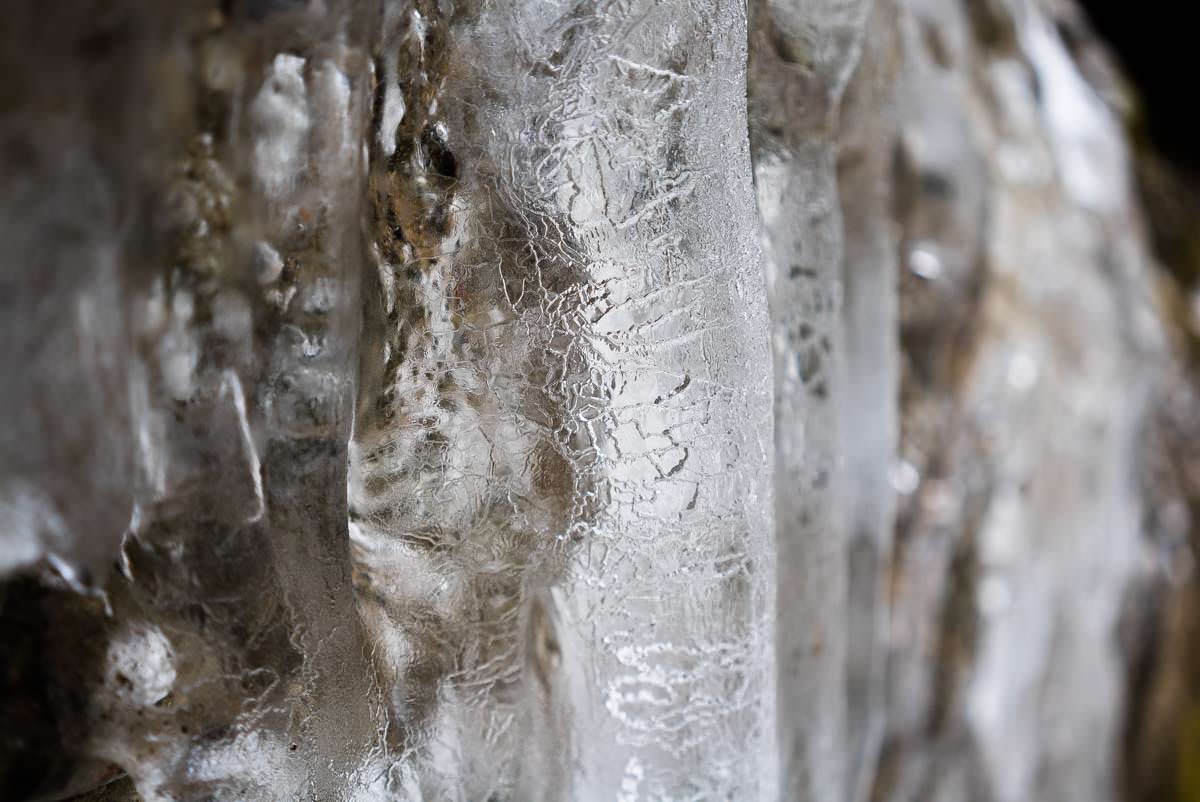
[0,0,1192,800]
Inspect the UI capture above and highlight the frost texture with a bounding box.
[3,1,774,800]
[351,1,775,799]
[0,0,1185,801]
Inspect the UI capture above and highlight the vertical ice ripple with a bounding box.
[350,0,777,799]
[748,0,873,800]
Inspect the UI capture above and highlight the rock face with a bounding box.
[0,1,1193,801]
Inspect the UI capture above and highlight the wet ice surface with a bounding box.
[872,1,1163,800]
[351,1,775,799]
[6,1,775,800]
[0,0,1178,800]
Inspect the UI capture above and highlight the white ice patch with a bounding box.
[907,243,943,280]
[890,460,920,495]
[105,623,176,707]
[0,480,69,575]
[378,81,406,158]
[254,240,284,284]
[1022,8,1128,214]
[251,54,310,197]
[311,60,357,175]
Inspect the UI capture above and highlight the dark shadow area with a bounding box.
[1081,0,1199,173]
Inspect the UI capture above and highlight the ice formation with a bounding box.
[0,0,1189,800]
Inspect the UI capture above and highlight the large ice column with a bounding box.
[872,0,1165,800]
[748,0,873,799]
[836,4,902,800]
[960,6,1157,800]
[351,0,777,799]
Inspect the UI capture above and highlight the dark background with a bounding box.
[1081,0,1197,174]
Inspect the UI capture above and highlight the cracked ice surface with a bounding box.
[0,0,1178,800]
[351,1,775,798]
[2,1,774,800]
